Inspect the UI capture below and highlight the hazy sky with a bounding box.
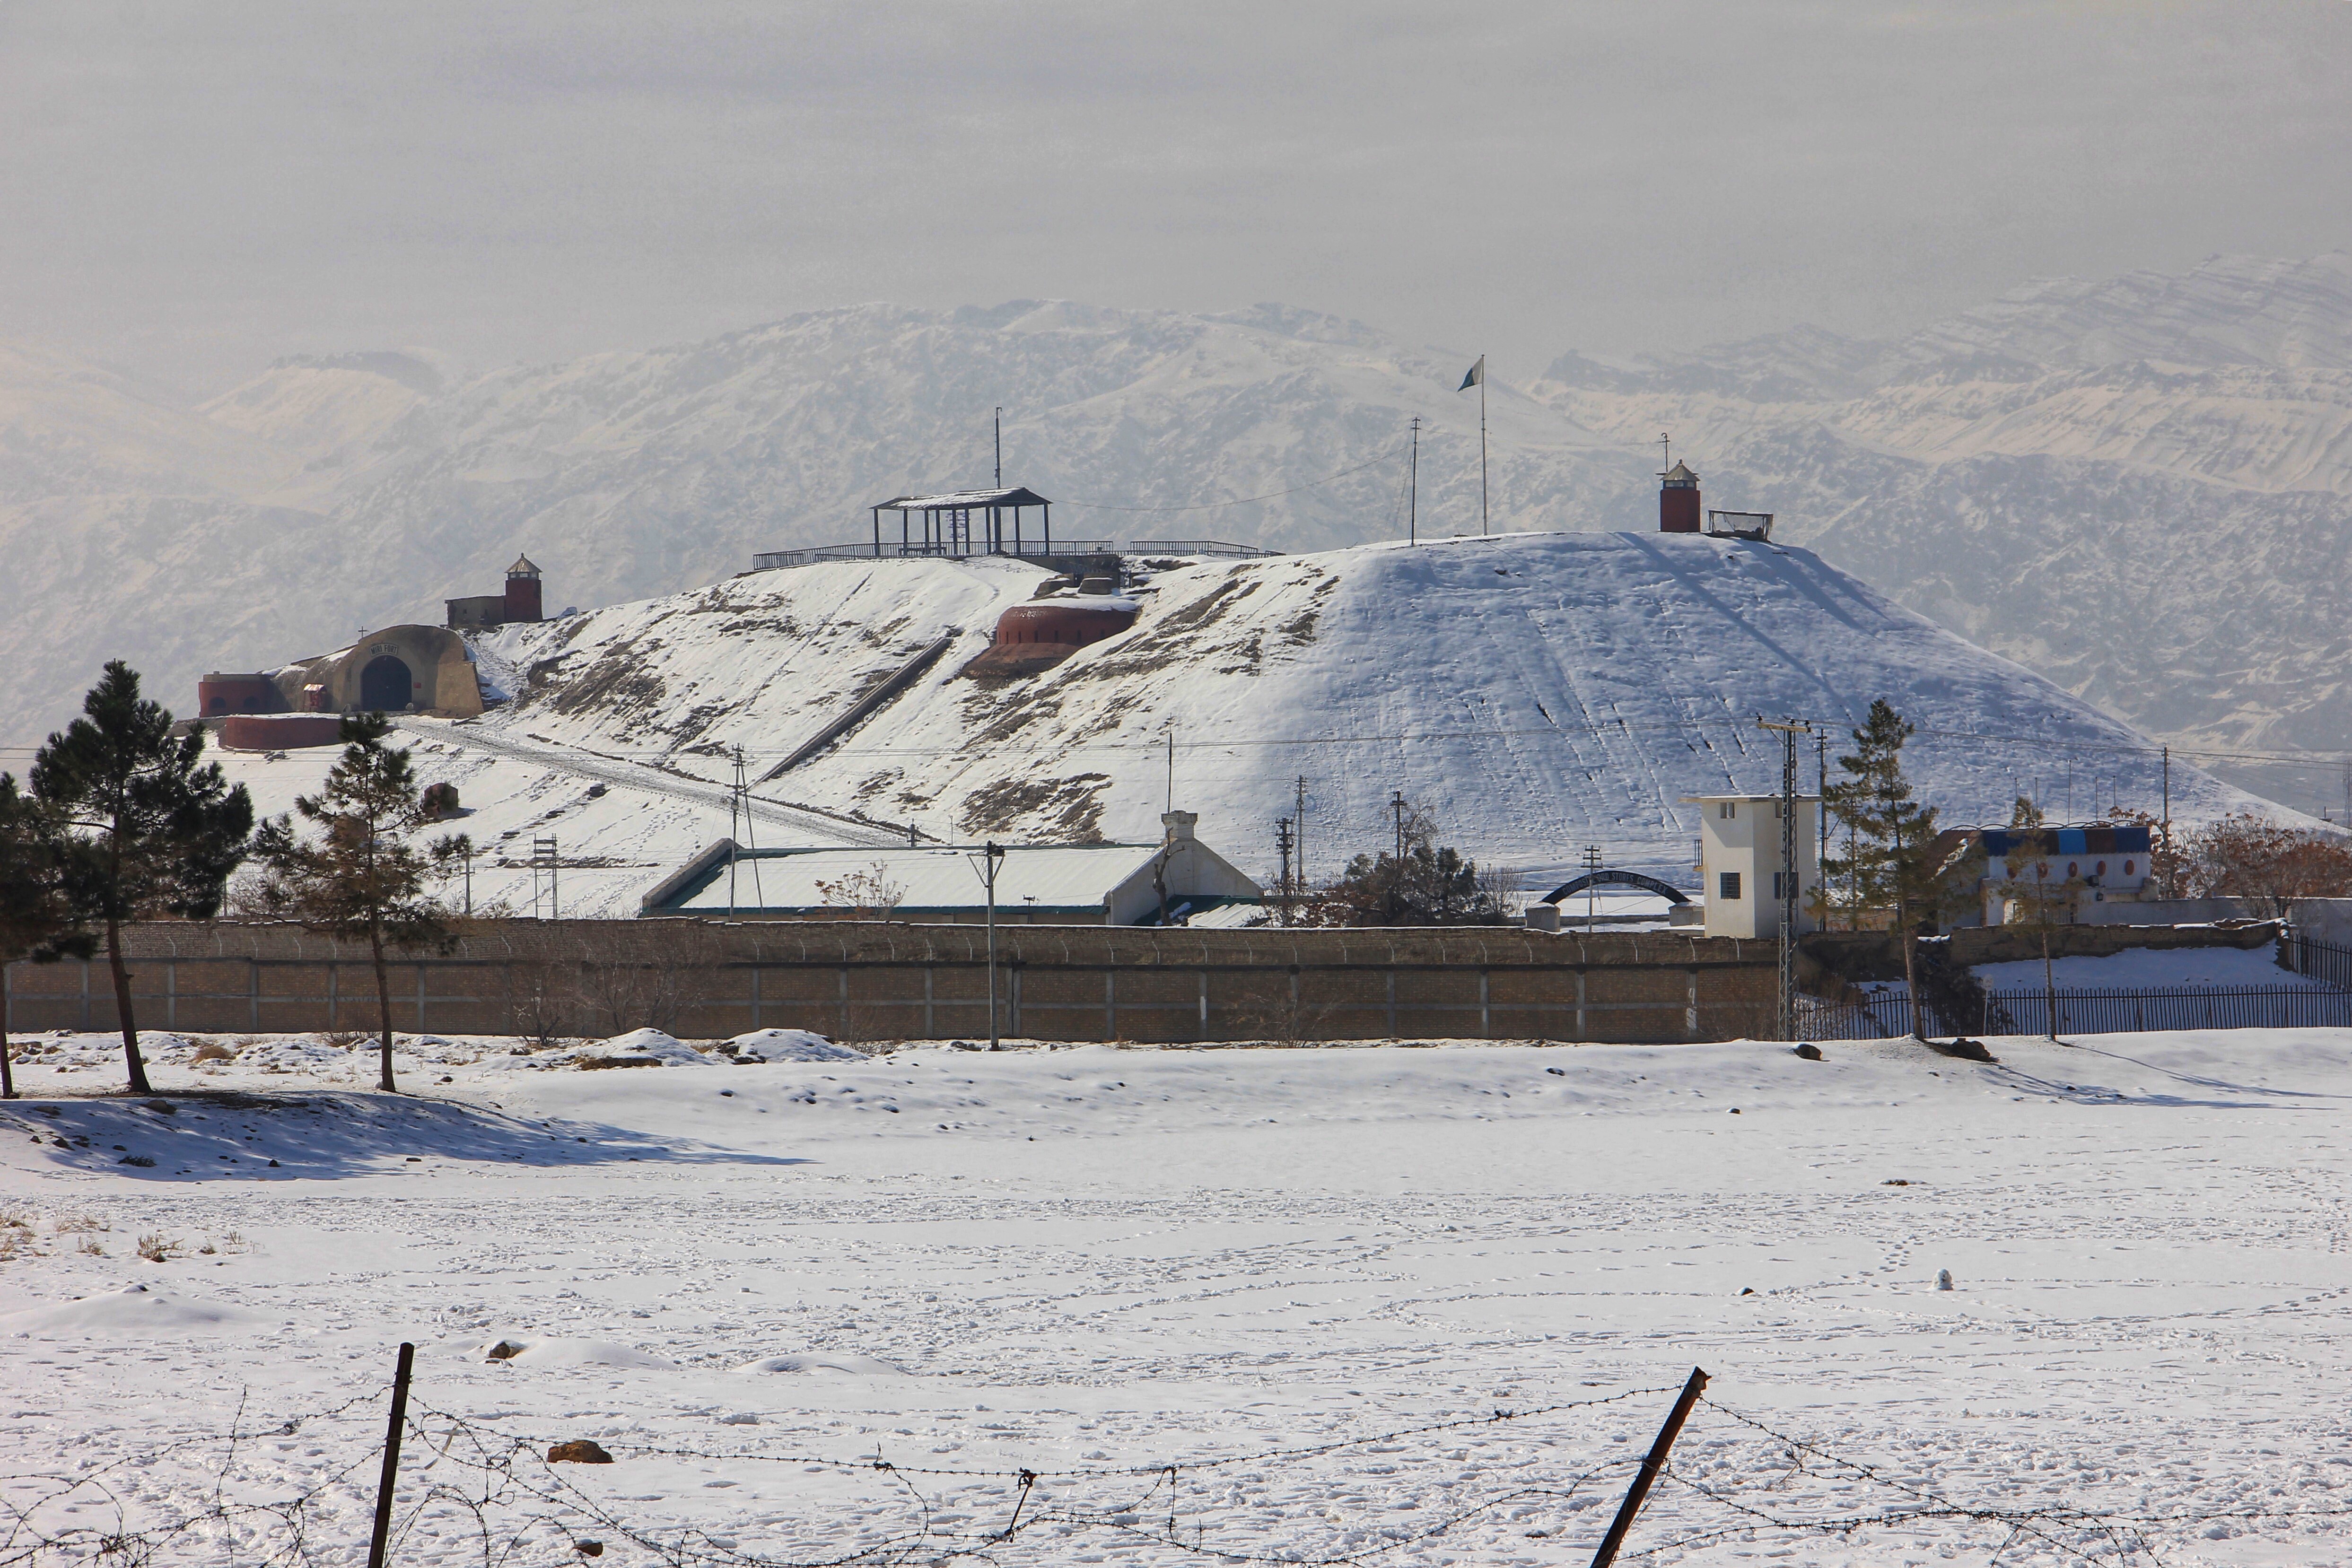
[6,0,2350,393]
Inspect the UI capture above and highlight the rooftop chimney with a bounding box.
[1162,810,1198,844]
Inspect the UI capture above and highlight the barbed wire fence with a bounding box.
[2,1364,2344,1567]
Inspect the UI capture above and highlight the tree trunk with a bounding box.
[370,923,397,1093]
[2042,922,2058,1043]
[1897,901,1925,1041]
[0,951,14,1099]
[107,916,151,1094]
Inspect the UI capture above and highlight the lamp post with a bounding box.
[973,841,1006,1049]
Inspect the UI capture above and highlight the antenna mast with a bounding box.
[1408,416,1421,545]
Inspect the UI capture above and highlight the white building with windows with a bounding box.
[1683,794,1822,940]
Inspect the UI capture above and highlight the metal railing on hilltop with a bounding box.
[1126,540,1280,558]
[750,539,1266,572]
[751,540,1116,572]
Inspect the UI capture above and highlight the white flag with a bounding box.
[1458,356,1484,392]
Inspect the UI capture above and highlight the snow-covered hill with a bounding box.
[9,254,2352,812]
[1538,252,2352,788]
[215,530,2253,916]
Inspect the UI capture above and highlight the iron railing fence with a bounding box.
[2280,932,2352,990]
[1798,983,2352,1041]
[1125,539,1281,558]
[751,540,1115,571]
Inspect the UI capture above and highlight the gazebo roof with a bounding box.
[874,487,1051,511]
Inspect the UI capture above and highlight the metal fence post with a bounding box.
[366,1342,415,1568]
[1590,1366,1709,1568]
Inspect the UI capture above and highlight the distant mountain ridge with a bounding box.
[3,254,2350,818]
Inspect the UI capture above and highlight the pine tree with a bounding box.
[1821,700,1943,1039]
[0,775,96,1099]
[250,714,471,1092]
[1303,801,1510,927]
[30,662,253,1094]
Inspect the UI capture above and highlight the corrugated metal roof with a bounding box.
[666,844,1163,913]
[874,487,1052,511]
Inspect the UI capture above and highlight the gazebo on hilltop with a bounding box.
[872,486,1056,558]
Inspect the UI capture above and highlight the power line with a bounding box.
[1049,447,1405,513]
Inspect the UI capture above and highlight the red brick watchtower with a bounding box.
[1660,460,1702,533]
[504,555,544,623]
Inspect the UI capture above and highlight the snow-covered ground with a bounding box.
[3,1027,2348,1565]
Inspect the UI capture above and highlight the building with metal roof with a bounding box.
[639,812,1263,925]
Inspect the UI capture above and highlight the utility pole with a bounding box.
[1294,775,1310,899]
[972,841,1006,1049]
[993,407,1002,487]
[1391,790,1408,923]
[1816,730,1830,929]
[726,745,763,915]
[1478,367,1488,535]
[1758,718,1813,1041]
[532,836,559,922]
[1582,844,1603,931]
[461,842,473,918]
[1276,817,1295,925]
[1165,730,1175,815]
[1407,416,1421,545]
[2161,744,2172,898]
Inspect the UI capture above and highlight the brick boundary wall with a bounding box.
[3,920,1784,1045]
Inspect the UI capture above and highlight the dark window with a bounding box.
[1718,871,1742,901]
[1772,871,1792,899]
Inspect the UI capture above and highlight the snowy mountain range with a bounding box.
[5,253,2350,814]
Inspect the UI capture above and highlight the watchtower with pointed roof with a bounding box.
[445,554,549,631]
[1660,459,1702,533]
[505,553,543,623]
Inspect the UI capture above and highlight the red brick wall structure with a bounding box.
[1660,461,1703,533]
[996,600,1138,647]
[196,673,284,718]
[217,714,347,750]
[1,920,1784,1045]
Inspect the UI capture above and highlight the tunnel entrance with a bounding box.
[358,655,414,712]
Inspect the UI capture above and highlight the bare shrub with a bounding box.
[134,1234,172,1263]
[577,924,722,1036]
[189,1041,237,1063]
[320,1030,370,1052]
[811,862,907,920]
[76,1235,104,1256]
[2174,813,2352,916]
[53,1212,108,1234]
[508,962,577,1049]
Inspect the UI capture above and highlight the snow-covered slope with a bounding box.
[1538,252,2352,785]
[332,531,2255,911]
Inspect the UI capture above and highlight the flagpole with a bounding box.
[1479,371,1488,536]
